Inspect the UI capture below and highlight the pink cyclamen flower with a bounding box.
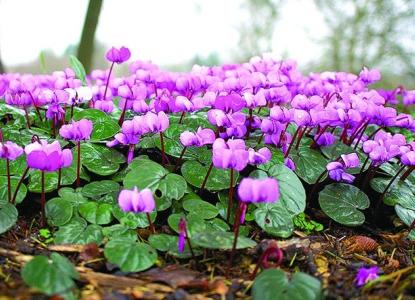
[356,266,378,287]
[179,127,215,147]
[212,138,249,171]
[106,46,131,64]
[0,141,23,161]
[238,177,279,204]
[24,140,73,172]
[59,119,93,142]
[118,186,155,213]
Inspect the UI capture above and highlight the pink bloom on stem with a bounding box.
[59,119,93,142]
[106,46,131,64]
[118,186,155,213]
[24,140,73,172]
[356,266,378,287]
[0,141,23,161]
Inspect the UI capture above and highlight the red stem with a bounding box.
[172,146,187,172]
[12,166,29,205]
[226,168,234,223]
[146,212,155,234]
[41,171,46,228]
[103,62,115,101]
[6,159,11,203]
[199,162,214,196]
[77,141,81,188]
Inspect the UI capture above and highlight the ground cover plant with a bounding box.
[1,47,415,299]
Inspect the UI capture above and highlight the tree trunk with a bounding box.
[77,0,103,74]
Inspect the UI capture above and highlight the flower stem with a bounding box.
[22,105,31,129]
[226,168,234,223]
[179,111,186,124]
[225,202,245,278]
[285,126,301,158]
[249,241,283,280]
[146,212,155,234]
[103,62,115,102]
[309,124,329,149]
[160,132,166,167]
[199,162,214,196]
[12,166,29,205]
[6,159,11,203]
[172,146,187,172]
[400,165,415,181]
[41,171,46,228]
[245,108,253,140]
[77,141,81,188]
[118,97,129,126]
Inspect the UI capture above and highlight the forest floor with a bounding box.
[1,205,415,300]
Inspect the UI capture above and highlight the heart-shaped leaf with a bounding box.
[123,159,187,211]
[291,147,328,184]
[370,177,415,209]
[82,180,120,198]
[191,231,256,249]
[81,143,126,176]
[45,198,73,227]
[54,217,103,245]
[254,202,296,238]
[104,239,157,272]
[0,176,27,205]
[181,160,239,191]
[78,201,113,225]
[0,200,18,234]
[252,268,323,300]
[318,183,369,226]
[21,252,79,297]
[27,171,58,193]
[183,197,218,219]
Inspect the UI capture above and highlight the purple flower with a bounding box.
[180,127,215,147]
[212,138,249,171]
[24,140,73,172]
[315,132,335,147]
[118,186,155,213]
[341,153,359,169]
[247,147,271,165]
[141,111,169,133]
[0,141,23,161]
[237,177,279,204]
[326,162,355,183]
[59,119,93,142]
[356,266,378,287]
[106,46,131,64]
[178,217,186,252]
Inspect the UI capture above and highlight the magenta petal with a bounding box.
[26,151,48,171]
[61,149,73,168]
[118,189,134,212]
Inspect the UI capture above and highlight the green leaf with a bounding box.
[252,268,323,300]
[21,252,79,297]
[183,197,218,219]
[318,183,369,226]
[267,164,306,215]
[102,224,137,242]
[78,201,113,225]
[293,213,324,234]
[104,239,157,272]
[54,217,103,245]
[81,143,126,176]
[254,202,296,238]
[257,146,285,172]
[370,177,415,209]
[82,180,120,198]
[395,205,415,240]
[70,55,87,86]
[46,198,73,227]
[148,233,203,258]
[181,160,239,191]
[191,231,256,249]
[58,187,87,206]
[123,160,187,211]
[27,171,58,193]
[112,205,157,229]
[168,213,206,237]
[0,200,18,234]
[153,123,204,159]
[0,155,28,176]
[0,176,27,204]
[291,147,328,184]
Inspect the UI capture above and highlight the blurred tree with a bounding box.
[311,0,415,87]
[236,0,286,62]
[0,48,5,73]
[77,0,103,74]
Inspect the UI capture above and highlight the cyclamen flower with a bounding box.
[25,140,73,172]
[212,138,249,171]
[238,177,279,204]
[178,217,186,252]
[180,127,215,147]
[0,141,23,161]
[326,153,359,183]
[59,119,93,142]
[356,266,378,287]
[118,186,155,213]
[247,147,271,165]
[106,46,131,64]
